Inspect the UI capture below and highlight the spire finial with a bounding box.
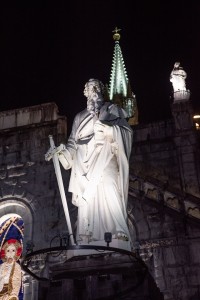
[112,27,121,41]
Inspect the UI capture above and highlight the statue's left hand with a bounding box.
[94,120,114,145]
[94,121,105,145]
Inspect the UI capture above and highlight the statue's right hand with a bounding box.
[45,144,66,161]
[45,147,54,161]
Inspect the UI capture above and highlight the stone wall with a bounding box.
[129,103,200,299]
[129,172,200,299]
[131,117,200,197]
[0,102,76,252]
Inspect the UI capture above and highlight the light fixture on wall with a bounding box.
[26,240,35,253]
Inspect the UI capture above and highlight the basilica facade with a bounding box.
[0,31,200,300]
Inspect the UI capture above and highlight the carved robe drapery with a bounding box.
[58,102,133,241]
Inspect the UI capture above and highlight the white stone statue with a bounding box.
[0,240,22,300]
[46,79,133,245]
[170,62,187,92]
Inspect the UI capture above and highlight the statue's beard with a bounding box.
[87,99,103,115]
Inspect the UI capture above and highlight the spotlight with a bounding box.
[104,232,112,247]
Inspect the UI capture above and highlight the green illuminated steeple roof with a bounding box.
[108,27,138,125]
[109,27,128,100]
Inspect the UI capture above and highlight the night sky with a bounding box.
[1,1,200,133]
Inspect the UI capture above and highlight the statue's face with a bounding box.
[5,244,16,259]
[84,82,95,98]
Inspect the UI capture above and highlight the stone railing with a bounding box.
[129,174,200,222]
[0,102,59,130]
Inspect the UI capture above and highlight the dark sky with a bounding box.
[1,1,200,132]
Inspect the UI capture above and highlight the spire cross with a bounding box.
[112,27,121,34]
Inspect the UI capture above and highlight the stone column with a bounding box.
[31,279,39,300]
[23,274,32,300]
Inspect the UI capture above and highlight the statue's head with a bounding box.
[84,79,105,98]
[84,79,105,115]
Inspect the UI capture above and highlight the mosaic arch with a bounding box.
[0,201,33,246]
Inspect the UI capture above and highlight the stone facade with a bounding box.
[0,100,200,299]
[129,99,200,300]
[131,101,200,197]
[0,103,77,298]
[0,103,76,248]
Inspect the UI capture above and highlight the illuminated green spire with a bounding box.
[109,27,128,100]
[108,28,138,125]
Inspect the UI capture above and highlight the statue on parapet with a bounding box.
[45,79,133,248]
[170,62,190,101]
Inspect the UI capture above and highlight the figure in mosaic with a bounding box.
[0,240,22,300]
[46,79,133,244]
[0,216,24,300]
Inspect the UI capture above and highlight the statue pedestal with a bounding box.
[23,245,164,300]
[78,238,131,249]
[64,239,131,261]
[173,90,190,101]
[47,250,153,300]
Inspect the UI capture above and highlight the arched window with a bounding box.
[0,200,33,252]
